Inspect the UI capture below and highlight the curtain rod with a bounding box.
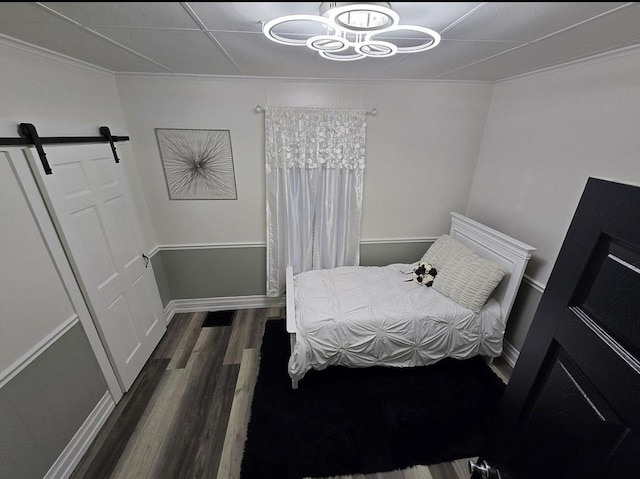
[255,105,377,116]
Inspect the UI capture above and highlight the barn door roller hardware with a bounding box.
[19,123,51,174]
[99,126,121,164]
[0,123,130,175]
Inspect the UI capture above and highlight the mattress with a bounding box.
[288,263,505,381]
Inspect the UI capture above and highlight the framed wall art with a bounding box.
[155,128,237,200]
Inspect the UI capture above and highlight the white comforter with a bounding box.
[288,263,505,381]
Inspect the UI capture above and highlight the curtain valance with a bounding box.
[264,106,366,169]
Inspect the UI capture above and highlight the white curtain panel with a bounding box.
[265,106,367,297]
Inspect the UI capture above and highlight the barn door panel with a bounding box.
[25,143,165,392]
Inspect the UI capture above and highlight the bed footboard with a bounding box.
[286,266,298,389]
[285,266,296,335]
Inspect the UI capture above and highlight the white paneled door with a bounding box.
[25,143,165,392]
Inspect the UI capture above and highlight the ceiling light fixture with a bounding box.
[262,2,441,62]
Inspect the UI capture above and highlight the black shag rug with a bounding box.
[240,319,506,479]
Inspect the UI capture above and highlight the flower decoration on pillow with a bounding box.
[407,262,438,287]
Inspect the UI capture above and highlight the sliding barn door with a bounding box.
[25,143,165,392]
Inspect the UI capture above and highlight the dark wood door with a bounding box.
[478,177,640,479]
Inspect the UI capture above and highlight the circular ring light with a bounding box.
[324,3,400,33]
[367,25,441,53]
[307,35,350,53]
[319,49,367,62]
[263,3,441,61]
[356,40,398,58]
[262,15,334,46]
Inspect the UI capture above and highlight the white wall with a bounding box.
[465,47,640,351]
[115,75,494,247]
[0,156,75,371]
[467,47,640,287]
[0,38,154,372]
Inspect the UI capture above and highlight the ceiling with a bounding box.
[1,2,640,82]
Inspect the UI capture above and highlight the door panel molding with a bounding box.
[479,178,639,479]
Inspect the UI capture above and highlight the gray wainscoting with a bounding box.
[503,280,544,352]
[360,241,431,267]
[150,251,172,308]
[150,241,433,308]
[153,247,267,304]
[150,241,544,359]
[0,322,108,479]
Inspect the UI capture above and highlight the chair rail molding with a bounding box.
[0,314,78,388]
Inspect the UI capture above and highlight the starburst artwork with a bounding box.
[155,128,237,200]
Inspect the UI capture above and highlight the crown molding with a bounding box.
[2,29,639,86]
[0,33,114,78]
[496,42,640,85]
[113,71,493,85]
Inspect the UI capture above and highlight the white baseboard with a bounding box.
[501,339,520,368]
[44,391,115,479]
[164,301,176,325]
[167,295,286,317]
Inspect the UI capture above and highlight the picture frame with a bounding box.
[155,128,237,200]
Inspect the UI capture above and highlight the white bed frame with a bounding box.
[285,212,535,388]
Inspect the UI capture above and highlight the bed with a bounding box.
[285,212,535,388]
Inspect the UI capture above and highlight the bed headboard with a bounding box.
[449,212,535,323]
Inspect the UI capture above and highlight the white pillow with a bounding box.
[421,234,474,270]
[434,256,506,312]
[422,235,506,312]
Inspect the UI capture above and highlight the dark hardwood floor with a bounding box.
[70,308,512,479]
